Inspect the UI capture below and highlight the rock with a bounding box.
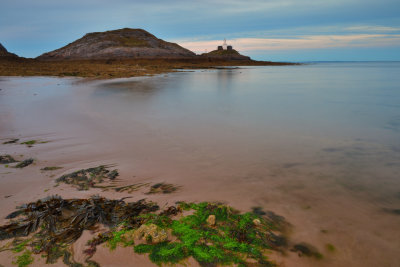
[253,219,261,226]
[37,28,196,60]
[207,215,216,226]
[134,223,168,243]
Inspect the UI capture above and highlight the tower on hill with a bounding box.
[217,39,233,51]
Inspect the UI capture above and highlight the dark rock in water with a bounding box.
[146,182,180,194]
[292,242,323,259]
[108,169,119,180]
[251,207,289,231]
[41,166,63,171]
[56,165,119,190]
[0,155,17,164]
[252,206,267,216]
[15,158,34,168]
[37,28,196,60]
[2,138,19,144]
[383,208,400,215]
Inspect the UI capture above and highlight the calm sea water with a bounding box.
[1,62,399,266]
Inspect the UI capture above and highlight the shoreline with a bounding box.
[0,57,299,79]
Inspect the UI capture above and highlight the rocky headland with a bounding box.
[0,28,297,78]
[37,28,196,60]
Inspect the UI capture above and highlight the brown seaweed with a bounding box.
[291,242,323,259]
[112,183,149,193]
[41,166,63,171]
[0,155,17,164]
[0,195,159,264]
[15,158,34,168]
[146,183,180,194]
[2,139,19,144]
[56,166,119,190]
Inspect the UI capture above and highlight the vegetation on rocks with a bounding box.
[102,202,290,266]
[0,195,300,267]
[0,196,159,266]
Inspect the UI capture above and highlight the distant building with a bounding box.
[217,39,233,51]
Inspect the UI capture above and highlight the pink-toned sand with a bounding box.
[0,76,399,267]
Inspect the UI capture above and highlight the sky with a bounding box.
[1,0,400,61]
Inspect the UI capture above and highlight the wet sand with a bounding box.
[1,64,400,266]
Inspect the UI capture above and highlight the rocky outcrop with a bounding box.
[201,49,251,60]
[37,28,196,60]
[0,43,18,58]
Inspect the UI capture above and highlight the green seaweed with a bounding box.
[20,140,36,147]
[325,243,336,252]
[1,196,294,267]
[123,202,287,266]
[20,140,49,147]
[13,250,34,267]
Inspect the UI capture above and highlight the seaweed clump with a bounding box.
[106,202,289,266]
[0,155,17,164]
[15,159,34,169]
[291,243,323,259]
[2,139,19,144]
[41,166,63,171]
[0,195,159,266]
[146,183,180,194]
[56,166,119,190]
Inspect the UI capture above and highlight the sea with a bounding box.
[0,62,399,266]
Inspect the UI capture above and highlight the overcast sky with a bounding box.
[1,0,400,61]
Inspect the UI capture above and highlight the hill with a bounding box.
[201,49,250,60]
[37,28,196,60]
[0,43,18,58]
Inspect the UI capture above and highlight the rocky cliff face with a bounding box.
[37,28,196,60]
[201,49,250,61]
[0,43,18,58]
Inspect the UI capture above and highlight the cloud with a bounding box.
[176,34,400,54]
[345,25,400,32]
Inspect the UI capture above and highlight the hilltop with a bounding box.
[201,49,251,60]
[37,28,196,60]
[0,43,18,58]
